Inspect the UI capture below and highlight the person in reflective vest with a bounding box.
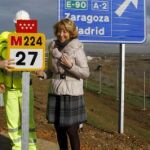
[0,10,37,150]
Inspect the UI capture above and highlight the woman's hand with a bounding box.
[0,83,5,93]
[60,54,73,69]
[35,70,44,77]
[34,70,46,80]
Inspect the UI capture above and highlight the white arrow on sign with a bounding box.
[115,0,138,17]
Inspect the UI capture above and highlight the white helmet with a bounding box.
[13,10,30,23]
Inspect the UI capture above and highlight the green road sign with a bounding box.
[65,0,88,10]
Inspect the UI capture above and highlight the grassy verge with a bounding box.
[84,80,150,109]
[84,79,150,141]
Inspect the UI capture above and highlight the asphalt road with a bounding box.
[0,132,59,150]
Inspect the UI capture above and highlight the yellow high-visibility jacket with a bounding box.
[0,31,22,89]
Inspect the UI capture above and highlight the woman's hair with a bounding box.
[53,18,78,39]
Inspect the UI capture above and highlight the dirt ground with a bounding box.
[0,73,150,150]
[32,78,150,150]
[0,93,150,150]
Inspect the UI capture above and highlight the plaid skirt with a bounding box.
[46,94,87,126]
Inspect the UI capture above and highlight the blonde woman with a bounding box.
[37,18,89,150]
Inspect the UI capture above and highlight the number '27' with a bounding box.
[16,51,38,66]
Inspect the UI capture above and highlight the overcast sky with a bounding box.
[0,0,149,53]
[0,0,57,37]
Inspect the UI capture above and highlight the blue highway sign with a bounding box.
[58,0,146,43]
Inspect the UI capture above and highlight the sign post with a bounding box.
[8,20,45,150]
[22,72,30,150]
[59,0,146,134]
[118,44,125,133]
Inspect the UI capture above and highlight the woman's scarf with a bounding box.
[55,39,72,51]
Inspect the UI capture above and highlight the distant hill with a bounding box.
[46,35,150,57]
[84,43,150,57]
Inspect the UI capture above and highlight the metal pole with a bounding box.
[22,72,30,150]
[116,69,119,101]
[143,71,146,110]
[98,67,102,94]
[85,79,87,88]
[0,94,4,106]
[118,44,125,134]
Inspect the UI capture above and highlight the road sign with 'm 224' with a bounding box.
[59,0,146,43]
[7,33,45,71]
